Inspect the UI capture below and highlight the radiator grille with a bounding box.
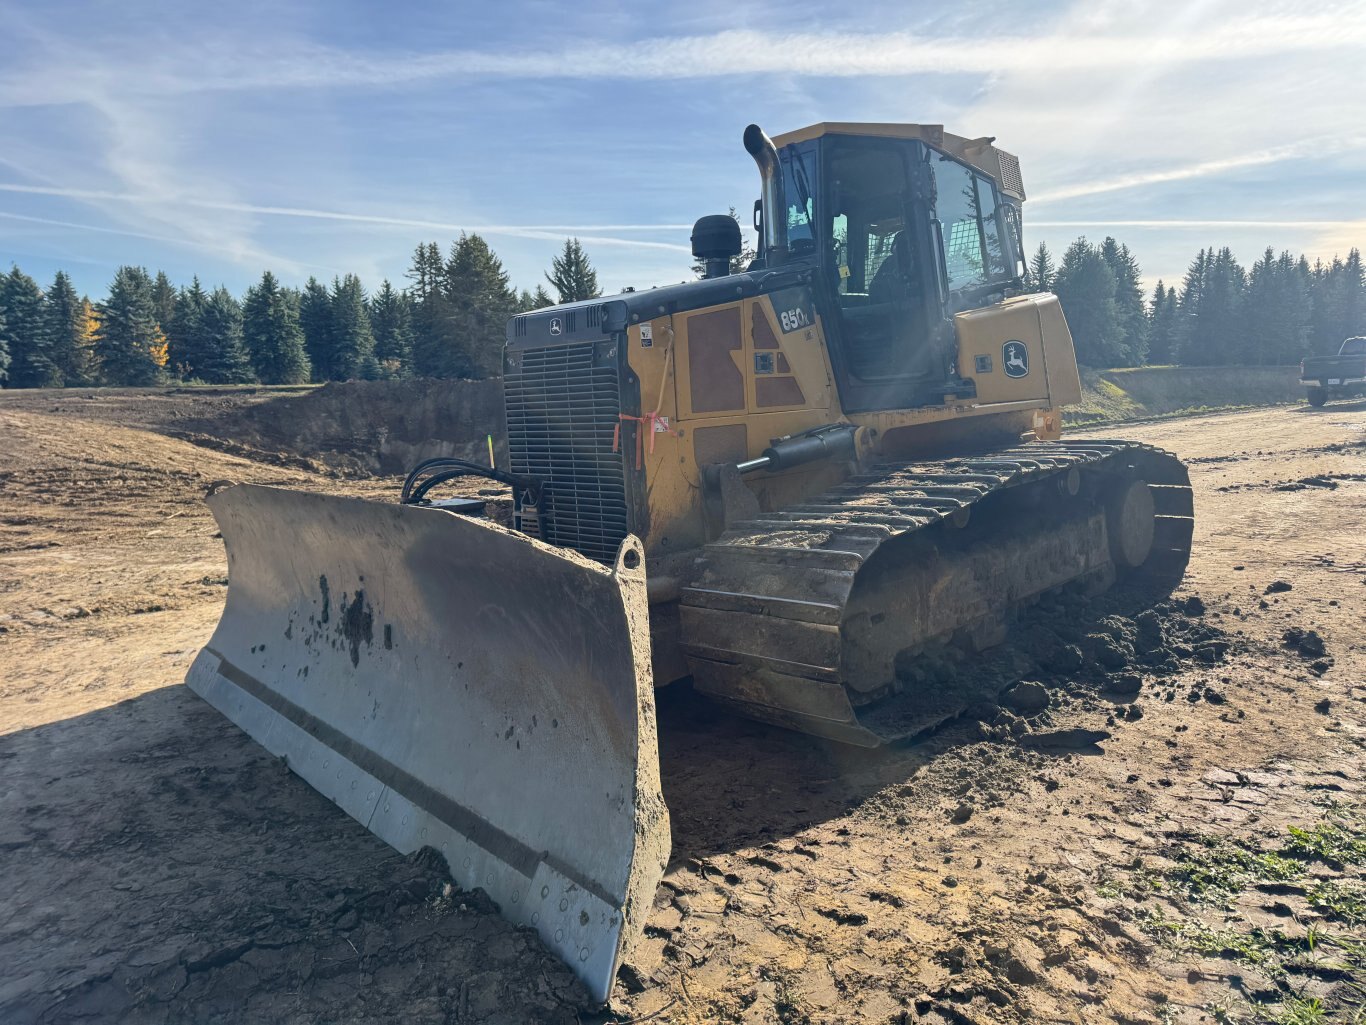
[505,342,629,564]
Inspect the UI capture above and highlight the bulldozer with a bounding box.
[185,122,1193,1003]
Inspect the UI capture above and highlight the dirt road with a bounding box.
[1,392,1362,1024]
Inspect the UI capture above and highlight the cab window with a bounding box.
[780,143,818,252]
[931,156,1012,293]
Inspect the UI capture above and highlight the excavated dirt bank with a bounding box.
[0,393,1362,1024]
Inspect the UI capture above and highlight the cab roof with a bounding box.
[771,122,1025,201]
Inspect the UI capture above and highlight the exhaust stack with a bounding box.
[744,124,787,267]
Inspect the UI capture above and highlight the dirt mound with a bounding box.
[176,379,505,476]
[1067,365,1302,425]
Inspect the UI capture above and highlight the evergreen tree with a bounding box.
[298,277,334,381]
[1242,248,1311,366]
[1147,281,1181,365]
[1052,238,1126,366]
[1308,257,1339,355]
[546,237,601,304]
[43,270,86,385]
[1,266,59,388]
[370,280,414,378]
[1100,237,1147,365]
[1180,247,1245,364]
[443,233,516,379]
[242,271,310,384]
[408,242,454,378]
[1333,249,1366,350]
[1028,242,1055,293]
[169,278,208,379]
[328,274,378,380]
[198,287,256,384]
[95,266,167,386]
[151,270,177,342]
[514,285,556,313]
[1175,249,1210,364]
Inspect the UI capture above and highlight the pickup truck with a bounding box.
[1301,336,1366,406]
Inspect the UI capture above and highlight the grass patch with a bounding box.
[1138,908,1292,967]
[1270,996,1329,1025]
[1286,822,1366,868]
[1103,808,1365,1023]
[1162,836,1304,904]
[1308,880,1366,926]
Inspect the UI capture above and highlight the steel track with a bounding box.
[677,441,1194,746]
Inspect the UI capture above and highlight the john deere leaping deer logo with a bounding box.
[1003,340,1029,379]
[549,317,563,336]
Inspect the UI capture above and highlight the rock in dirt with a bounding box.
[1021,728,1111,751]
[949,802,975,824]
[1264,580,1293,594]
[1002,681,1050,715]
[1182,595,1206,616]
[1315,698,1332,714]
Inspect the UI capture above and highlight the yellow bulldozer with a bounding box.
[185,122,1193,1002]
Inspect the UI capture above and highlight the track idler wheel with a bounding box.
[1106,477,1156,569]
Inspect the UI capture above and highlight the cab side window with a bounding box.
[932,157,1011,293]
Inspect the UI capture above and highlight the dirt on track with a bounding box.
[1,390,1363,1025]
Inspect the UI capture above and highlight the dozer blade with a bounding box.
[185,484,669,1004]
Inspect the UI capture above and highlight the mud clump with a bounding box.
[1109,672,1143,696]
[1086,630,1134,670]
[982,593,1241,749]
[1002,681,1050,716]
[1283,627,1328,659]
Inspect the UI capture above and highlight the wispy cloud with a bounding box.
[0,183,692,252]
[0,210,342,275]
[0,209,201,247]
[1029,138,1366,205]
[4,17,1364,105]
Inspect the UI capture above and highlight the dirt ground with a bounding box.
[1,389,1362,1025]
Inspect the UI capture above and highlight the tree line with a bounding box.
[0,235,600,387]
[1029,238,1365,367]
[3,230,1362,388]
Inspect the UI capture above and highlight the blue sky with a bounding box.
[2,0,1364,302]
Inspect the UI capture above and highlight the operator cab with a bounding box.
[750,123,1028,412]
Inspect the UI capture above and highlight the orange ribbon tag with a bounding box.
[612,412,663,469]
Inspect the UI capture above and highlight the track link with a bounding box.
[677,441,1194,746]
